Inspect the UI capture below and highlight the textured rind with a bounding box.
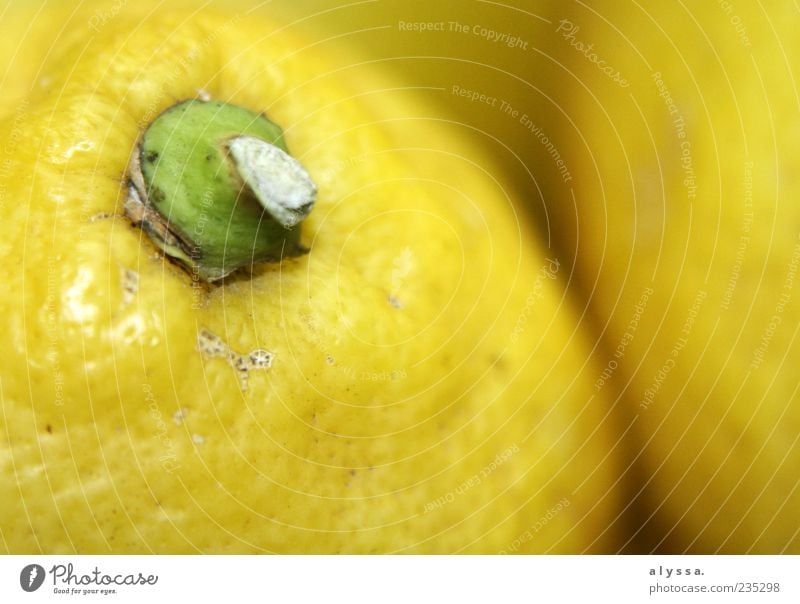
[0,3,619,553]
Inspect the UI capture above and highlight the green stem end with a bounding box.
[125,99,316,282]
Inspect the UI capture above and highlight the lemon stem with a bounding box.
[125,99,316,282]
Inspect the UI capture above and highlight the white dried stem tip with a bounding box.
[228,135,317,229]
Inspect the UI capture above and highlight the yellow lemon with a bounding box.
[0,2,620,553]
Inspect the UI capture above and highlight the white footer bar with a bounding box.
[1,555,797,603]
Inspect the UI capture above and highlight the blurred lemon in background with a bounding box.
[524,2,800,552]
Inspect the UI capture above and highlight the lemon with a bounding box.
[0,2,620,552]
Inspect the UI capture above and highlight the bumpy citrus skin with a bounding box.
[0,3,619,553]
[538,3,800,552]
